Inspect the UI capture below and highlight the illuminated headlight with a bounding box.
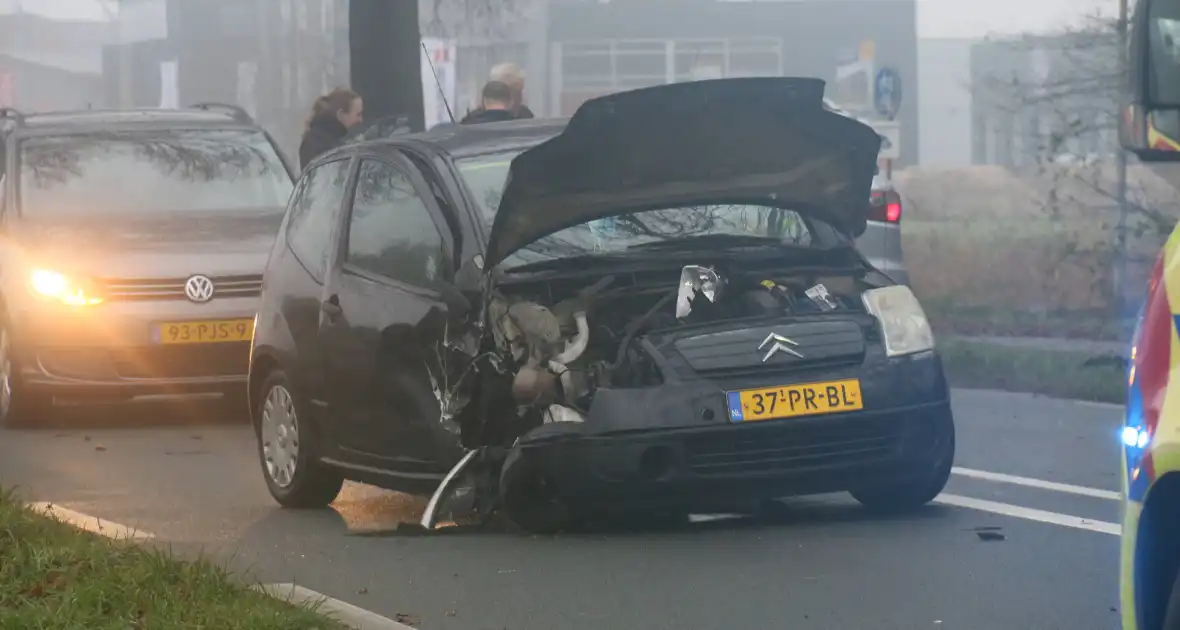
[29,269,103,306]
[861,285,935,357]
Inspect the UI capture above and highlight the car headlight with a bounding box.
[861,285,934,357]
[29,269,104,306]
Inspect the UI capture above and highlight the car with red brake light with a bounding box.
[862,174,907,285]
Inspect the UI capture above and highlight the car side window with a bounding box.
[346,159,450,289]
[286,159,350,282]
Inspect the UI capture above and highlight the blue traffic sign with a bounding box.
[874,67,902,120]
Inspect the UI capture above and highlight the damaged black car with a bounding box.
[248,77,955,534]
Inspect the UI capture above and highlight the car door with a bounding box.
[319,153,459,474]
[276,157,355,447]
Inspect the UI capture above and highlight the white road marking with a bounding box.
[26,502,155,540]
[689,513,745,523]
[256,583,416,630]
[934,493,1120,536]
[951,467,1121,501]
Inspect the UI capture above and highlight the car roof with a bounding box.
[3,108,260,136]
[340,117,570,161]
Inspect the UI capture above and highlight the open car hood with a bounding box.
[484,77,883,268]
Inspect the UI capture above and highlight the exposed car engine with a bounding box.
[416,258,889,531]
[480,260,874,443]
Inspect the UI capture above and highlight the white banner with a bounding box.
[158,60,178,109]
[421,38,457,129]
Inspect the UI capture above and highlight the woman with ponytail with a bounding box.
[298,88,363,170]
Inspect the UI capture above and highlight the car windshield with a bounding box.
[17,129,294,216]
[455,150,817,268]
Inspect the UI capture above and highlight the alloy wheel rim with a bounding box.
[260,385,299,488]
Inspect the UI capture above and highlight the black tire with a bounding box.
[0,321,48,429]
[254,369,343,508]
[499,448,572,535]
[0,388,49,429]
[850,419,955,512]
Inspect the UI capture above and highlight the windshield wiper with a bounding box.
[626,234,800,251]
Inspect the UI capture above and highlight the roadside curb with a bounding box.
[255,583,416,630]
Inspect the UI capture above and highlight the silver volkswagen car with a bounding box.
[0,106,294,426]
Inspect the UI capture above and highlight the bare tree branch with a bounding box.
[423,0,526,39]
[972,10,1177,241]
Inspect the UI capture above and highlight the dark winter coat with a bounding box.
[299,114,348,170]
[460,108,517,125]
[460,103,534,124]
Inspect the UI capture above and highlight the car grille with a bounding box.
[110,344,250,379]
[662,320,867,378]
[101,274,264,301]
[683,418,905,477]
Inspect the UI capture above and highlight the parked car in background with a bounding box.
[821,99,908,285]
[248,78,953,534]
[861,174,908,285]
[0,104,295,426]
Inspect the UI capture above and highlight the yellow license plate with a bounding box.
[154,319,255,345]
[727,379,863,423]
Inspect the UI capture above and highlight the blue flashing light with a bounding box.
[1125,378,1152,502]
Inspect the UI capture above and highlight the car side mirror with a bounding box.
[1120,0,1180,160]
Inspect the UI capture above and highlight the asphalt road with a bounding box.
[0,389,1123,630]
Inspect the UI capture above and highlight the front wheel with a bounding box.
[499,448,572,535]
[0,323,48,429]
[850,419,955,512]
[255,370,343,508]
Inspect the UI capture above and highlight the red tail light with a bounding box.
[868,190,902,223]
[1134,251,1172,441]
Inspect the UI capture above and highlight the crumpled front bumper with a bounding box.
[512,351,952,509]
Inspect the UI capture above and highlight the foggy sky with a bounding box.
[4,0,1117,39]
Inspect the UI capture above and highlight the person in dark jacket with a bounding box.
[299,88,363,170]
[460,82,517,125]
[489,62,534,119]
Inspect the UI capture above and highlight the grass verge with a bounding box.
[923,304,1130,341]
[938,337,1127,404]
[0,489,345,630]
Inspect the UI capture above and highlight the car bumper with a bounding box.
[518,400,952,509]
[10,297,257,400]
[512,351,951,509]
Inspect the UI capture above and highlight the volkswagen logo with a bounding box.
[183,275,215,303]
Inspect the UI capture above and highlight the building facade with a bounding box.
[0,7,110,111]
[969,30,1119,167]
[917,37,975,166]
[104,0,918,163]
[546,0,920,165]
